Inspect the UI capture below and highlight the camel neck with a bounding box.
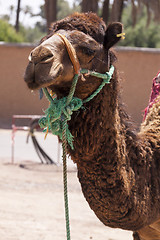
[68,71,160,231]
[68,69,127,164]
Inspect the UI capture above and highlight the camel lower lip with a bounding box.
[26,77,56,90]
[27,81,40,90]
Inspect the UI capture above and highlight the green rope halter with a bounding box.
[39,65,114,149]
[38,65,114,240]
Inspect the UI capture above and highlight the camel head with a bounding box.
[24,12,123,99]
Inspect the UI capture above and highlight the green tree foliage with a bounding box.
[19,25,45,43]
[57,0,80,20]
[119,5,160,48]
[57,0,72,20]
[1,0,160,47]
[0,19,24,42]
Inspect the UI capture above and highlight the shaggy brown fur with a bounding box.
[42,12,106,43]
[24,12,160,240]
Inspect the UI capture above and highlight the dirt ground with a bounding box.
[0,130,132,240]
[0,160,133,240]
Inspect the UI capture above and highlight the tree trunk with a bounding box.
[131,0,137,27]
[102,0,110,24]
[15,0,21,32]
[45,0,57,32]
[82,0,99,13]
[147,0,160,23]
[111,0,124,22]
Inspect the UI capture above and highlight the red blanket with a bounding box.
[143,71,160,120]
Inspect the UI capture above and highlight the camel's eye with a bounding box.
[80,46,96,56]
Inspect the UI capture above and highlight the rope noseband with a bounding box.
[56,33,80,74]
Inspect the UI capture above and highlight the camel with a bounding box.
[24,12,160,240]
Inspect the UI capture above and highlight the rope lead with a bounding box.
[62,116,71,240]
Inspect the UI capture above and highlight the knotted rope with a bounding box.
[39,76,83,149]
[39,65,114,148]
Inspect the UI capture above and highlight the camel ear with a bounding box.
[103,22,124,49]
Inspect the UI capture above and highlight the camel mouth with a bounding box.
[27,81,40,90]
[26,77,58,90]
[24,62,64,91]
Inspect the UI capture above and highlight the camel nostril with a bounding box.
[28,46,54,65]
[40,53,54,63]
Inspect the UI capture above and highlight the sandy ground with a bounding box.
[0,129,132,240]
